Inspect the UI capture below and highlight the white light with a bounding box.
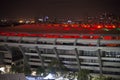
[26,76,43,80]
[19,20,24,23]
[0,67,5,73]
[56,77,64,80]
[31,71,36,76]
[67,20,72,23]
[38,19,43,22]
[26,21,30,24]
[44,73,55,79]
[31,20,35,23]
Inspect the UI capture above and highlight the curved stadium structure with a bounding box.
[0,23,120,79]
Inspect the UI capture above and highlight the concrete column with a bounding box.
[74,48,81,71]
[74,39,77,46]
[97,49,103,76]
[53,47,60,63]
[18,37,23,43]
[4,44,12,53]
[35,37,39,44]
[4,36,8,42]
[4,44,12,64]
[18,45,28,65]
[0,52,4,64]
[97,38,103,76]
[53,38,57,45]
[35,46,44,68]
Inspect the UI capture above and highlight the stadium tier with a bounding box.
[0,23,120,79]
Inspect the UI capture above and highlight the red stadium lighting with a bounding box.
[62,35,72,38]
[92,36,100,39]
[103,36,112,40]
[73,36,80,38]
[112,25,116,28]
[45,35,53,38]
[97,25,103,29]
[90,24,103,30]
[82,36,90,39]
[17,33,29,37]
[53,24,60,27]
[82,24,90,28]
[71,24,79,28]
[64,27,70,30]
[47,24,52,27]
[0,32,7,36]
[52,35,60,38]
[105,25,116,29]
[29,34,38,37]
[45,34,60,38]
[62,24,69,27]
[37,34,44,37]
[0,23,119,39]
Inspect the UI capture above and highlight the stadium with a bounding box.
[0,23,120,79]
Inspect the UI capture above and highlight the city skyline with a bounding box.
[0,0,120,18]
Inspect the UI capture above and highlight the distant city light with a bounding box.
[25,20,30,24]
[67,20,72,23]
[31,20,35,23]
[38,18,43,22]
[44,16,49,22]
[1,19,7,22]
[19,20,24,23]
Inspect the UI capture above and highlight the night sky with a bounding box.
[0,0,120,18]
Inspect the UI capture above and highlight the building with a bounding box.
[0,23,120,79]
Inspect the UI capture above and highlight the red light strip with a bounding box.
[0,32,116,40]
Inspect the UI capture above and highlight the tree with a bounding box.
[77,69,90,80]
[36,66,45,76]
[92,76,116,80]
[11,64,16,73]
[66,71,76,80]
[23,64,31,75]
[11,64,22,73]
[47,58,69,77]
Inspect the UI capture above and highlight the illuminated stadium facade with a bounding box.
[0,23,120,78]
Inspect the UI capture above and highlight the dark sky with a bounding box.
[0,0,120,18]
